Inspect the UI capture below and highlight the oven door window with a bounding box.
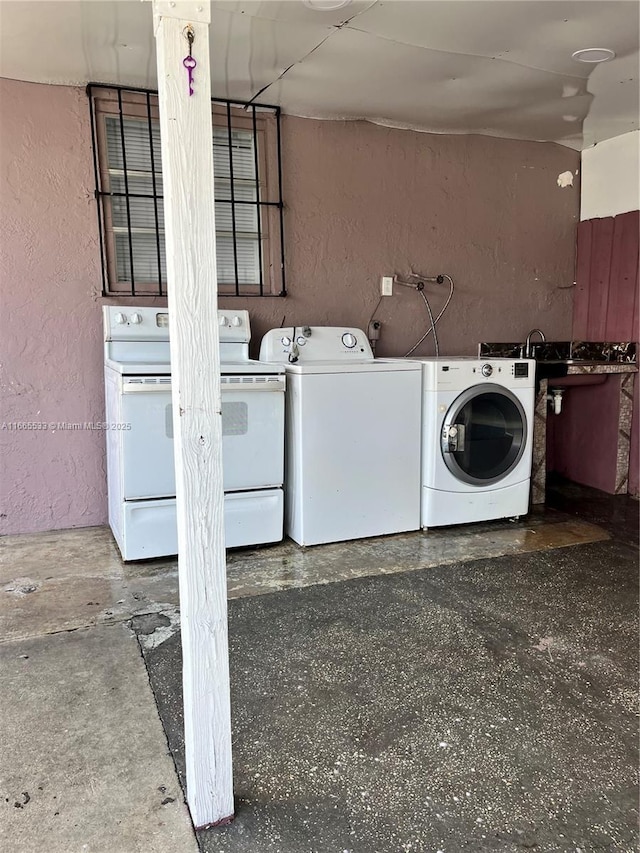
[441,385,527,486]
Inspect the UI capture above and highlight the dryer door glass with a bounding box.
[441,385,527,486]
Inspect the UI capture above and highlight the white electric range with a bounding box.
[103,306,285,560]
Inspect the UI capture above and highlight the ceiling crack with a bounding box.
[247,1,379,105]
[344,23,589,84]
[248,28,335,105]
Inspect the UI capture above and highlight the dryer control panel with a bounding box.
[419,357,535,391]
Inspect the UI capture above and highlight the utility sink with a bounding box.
[479,340,636,365]
[535,358,616,388]
[529,340,636,364]
[479,341,636,389]
[478,340,636,391]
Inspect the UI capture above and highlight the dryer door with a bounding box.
[441,384,527,486]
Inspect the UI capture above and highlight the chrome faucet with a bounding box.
[524,328,546,358]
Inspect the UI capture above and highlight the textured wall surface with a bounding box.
[1,80,580,535]
[0,79,107,535]
[231,116,580,359]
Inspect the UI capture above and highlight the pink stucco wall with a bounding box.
[0,78,580,535]
[0,80,108,534]
[237,116,580,358]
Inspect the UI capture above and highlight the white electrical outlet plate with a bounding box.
[381,276,393,296]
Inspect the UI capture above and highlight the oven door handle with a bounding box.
[121,382,172,394]
[220,379,286,393]
[122,378,286,394]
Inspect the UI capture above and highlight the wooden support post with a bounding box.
[152,0,233,829]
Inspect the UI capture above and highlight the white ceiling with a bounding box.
[0,0,638,150]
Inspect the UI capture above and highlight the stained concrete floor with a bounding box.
[1,624,197,853]
[0,478,638,852]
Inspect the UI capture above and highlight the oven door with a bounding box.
[119,375,285,500]
[219,375,285,491]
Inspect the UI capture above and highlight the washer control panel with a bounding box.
[260,326,374,362]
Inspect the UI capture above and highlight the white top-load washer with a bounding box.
[259,326,422,546]
[416,357,536,528]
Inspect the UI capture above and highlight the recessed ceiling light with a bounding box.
[571,48,616,63]
[303,0,352,10]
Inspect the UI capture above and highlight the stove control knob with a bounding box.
[231,316,242,327]
[130,313,142,325]
[342,332,357,348]
[218,315,228,327]
[114,312,127,325]
[481,363,493,377]
[281,336,291,347]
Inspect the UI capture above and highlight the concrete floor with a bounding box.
[0,479,637,852]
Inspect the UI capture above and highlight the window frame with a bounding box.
[87,84,286,298]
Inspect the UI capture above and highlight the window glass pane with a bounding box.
[106,117,162,173]
[110,175,165,230]
[213,128,256,184]
[115,233,166,284]
[216,235,260,285]
[214,201,257,234]
[214,179,256,203]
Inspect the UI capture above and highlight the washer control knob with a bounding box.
[342,332,357,348]
[481,363,493,377]
[130,313,142,325]
[114,312,127,325]
[218,315,228,326]
[231,316,242,327]
[296,336,307,346]
[281,336,291,347]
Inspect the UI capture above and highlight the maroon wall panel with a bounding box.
[606,210,640,341]
[573,220,592,339]
[567,210,639,495]
[586,217,615,340]
[574,211,640,342]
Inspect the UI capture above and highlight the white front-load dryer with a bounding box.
[416,357,536,528]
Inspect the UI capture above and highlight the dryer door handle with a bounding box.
[443,423,465,453]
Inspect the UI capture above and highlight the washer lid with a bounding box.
[281,359,422,375]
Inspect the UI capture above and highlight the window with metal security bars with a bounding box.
[88,85,286,297]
